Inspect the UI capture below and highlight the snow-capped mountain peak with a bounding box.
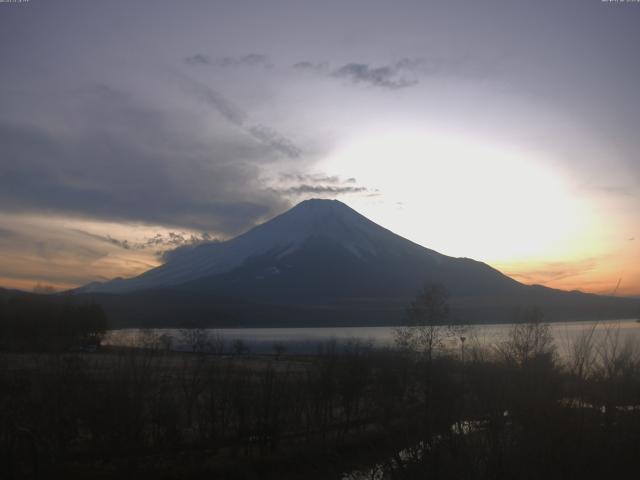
[83,199,439,293]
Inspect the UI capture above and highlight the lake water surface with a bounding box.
[103,319,640,356]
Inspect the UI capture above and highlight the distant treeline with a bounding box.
[73,287,640,328]
[0,293,108,351]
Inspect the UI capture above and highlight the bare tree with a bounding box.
[272,342,287,359]
[394,284,457,361]
[565,321,598,383]
[232,338,249,356]
[499,306,556,367]
[180,328,212,353]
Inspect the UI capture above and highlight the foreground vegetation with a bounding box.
[1,321,639,479]
[1,289,640,479]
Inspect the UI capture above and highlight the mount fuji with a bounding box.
[75,199,638,327]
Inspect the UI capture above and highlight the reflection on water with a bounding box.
[103,319,640,355]
[342,418,494,480]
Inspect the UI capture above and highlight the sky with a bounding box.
[0,0,639,296]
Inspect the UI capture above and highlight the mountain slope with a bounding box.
[85,199,517,295]
[76,199,639,327]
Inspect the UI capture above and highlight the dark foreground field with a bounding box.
[2,322,640,480]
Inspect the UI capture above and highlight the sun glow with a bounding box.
[321,128,608,266]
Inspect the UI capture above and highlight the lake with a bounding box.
[103,319,640,356]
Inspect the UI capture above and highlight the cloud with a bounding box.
[181,77,302,158]
[331,63,418,89]
[71,228,218,253]
[507,258,598,285]
[293,56,496,90]
[0,213,224,290]
[185,82,247,124]
[0,83,293,235]
[276,184,368,196]
[185,53,272,68]
[69,229,135,250]
[185,53,210,66]
[247,124,302,159]
[293,61,330,73]
[186,54,492,92]
[279,173,356,184]
[270,172,370,198]
[0,227,15,238]
[393,56,495,78]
